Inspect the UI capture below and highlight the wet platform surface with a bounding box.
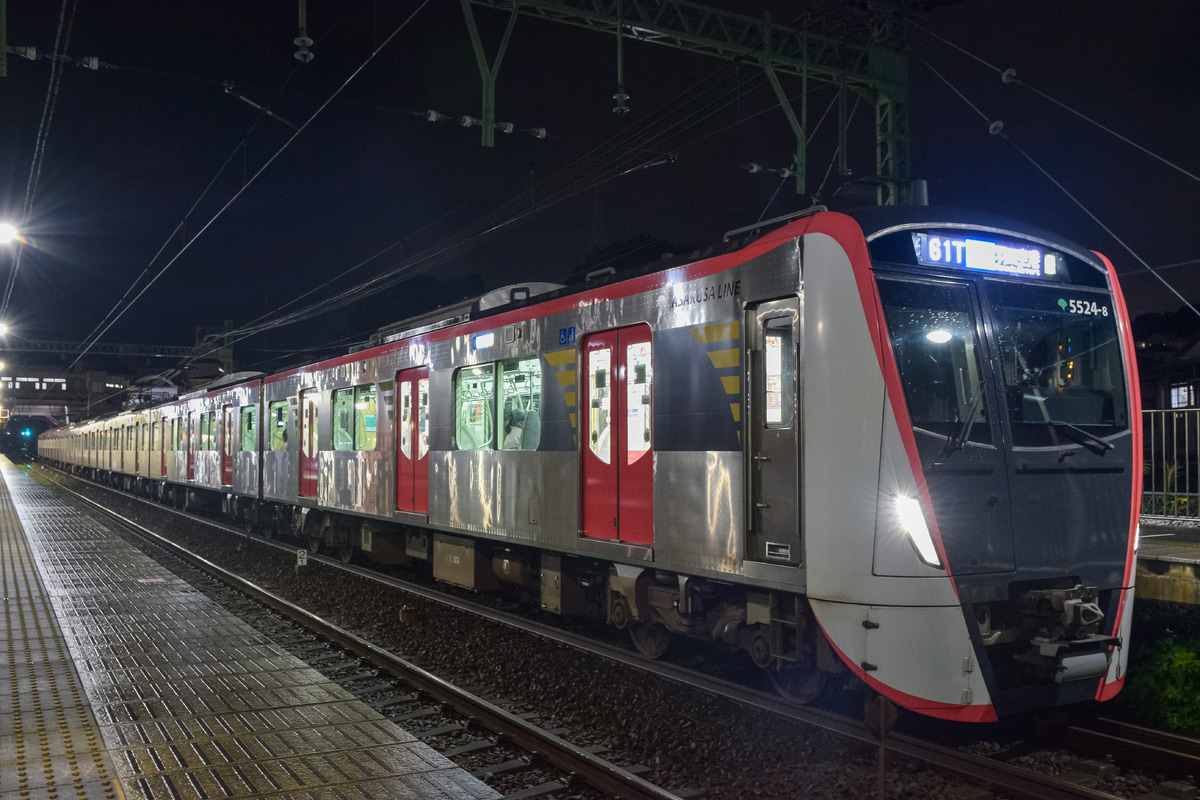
[0,459,499,800]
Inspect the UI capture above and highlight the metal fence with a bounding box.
[1143,409,1200,519]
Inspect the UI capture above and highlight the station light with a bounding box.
[0,223,18,244]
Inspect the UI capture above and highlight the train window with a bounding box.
[988,281,1128,446]
[354,384,377,451]
[150,422,158,452]
[877,278,992,445]
[418,378,430,459]
[268,400,288,451]
[200,412,215,451]
[240,406,257,451]
[500,357,541,451]
[399,381,412,459]
[588,349,612,464]
[762,315,794,429]
[625,342,652,461]
[455,365,496,450]
[333,389,354,451]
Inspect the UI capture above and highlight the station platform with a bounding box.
[1137,521,1200,605]
[0,458,499,800]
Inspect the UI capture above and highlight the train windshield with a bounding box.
[987,281,1129,447]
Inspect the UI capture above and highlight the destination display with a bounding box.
[912,232,1059,278]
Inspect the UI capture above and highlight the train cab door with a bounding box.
[221,404,234,486]
[747,299,802,565]
[395,367,430,514]
[299,388,319,497]
[187,414,196,481]
[580,325,654,546]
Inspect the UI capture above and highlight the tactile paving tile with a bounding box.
[2,461,499,800]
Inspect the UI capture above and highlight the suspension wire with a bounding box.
[913,52,1200,322]
[60,0,433,377]
[912,21,1200,186]
[3,0,78,318]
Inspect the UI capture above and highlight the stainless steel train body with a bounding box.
[40,207,1141,721]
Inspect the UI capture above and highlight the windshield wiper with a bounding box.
[944,389,986,455]
[1047,420,1115,453]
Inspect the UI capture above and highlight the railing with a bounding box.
[1143,409,1200,519]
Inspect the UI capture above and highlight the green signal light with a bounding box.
[1057,298,1068,310]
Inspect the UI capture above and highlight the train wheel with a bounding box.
[337,543,354,564]
[307,535,322,555]
[629,622,671,659]
[769,665,827,704]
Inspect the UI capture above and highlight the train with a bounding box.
[40,205,1141,722]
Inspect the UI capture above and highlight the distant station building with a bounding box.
[0,326,235,451]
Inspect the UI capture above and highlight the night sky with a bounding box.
[2,1,1198,373]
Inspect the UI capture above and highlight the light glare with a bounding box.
[0,223,17,244]
[895,495,941,567]
[925,330,952,344]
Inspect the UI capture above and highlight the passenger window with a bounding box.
[333,389,354,451]
[763,315,795,429]
[499,357,541,451]
[455,365,495,450]
[200,413,215,451]
[399,381,412,459]
[268,400,288,451]
[354,384,377,451]
[240,406,257,451]
[418,378,430,459]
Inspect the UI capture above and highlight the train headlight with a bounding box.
[895,495,941,568]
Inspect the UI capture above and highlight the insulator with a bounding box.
[81,56,100,70]
[747,163,762,173]
[294,36,314,63]
[460,116,480,128]
[495,122,514,134]
[779,167,794,178]
[426,110,443,122]
[989,120,1005,136]
[13,46,39,61]
[529,128,547,139]
[613,87,630,115]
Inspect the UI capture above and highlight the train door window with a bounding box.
[499,357,541,451]
[333,388,354,450]
[762,315,795,428]
[587,348,612,465]
[141,423,149,451]
[625,341,652,461]
[399,381,412,459]
[150,422,159,453]
[354,384,377,451]
[877,278,991,445]
[418,377,430,459]
[268,400,288,451]
[240,406,256,451]
[455,365,495,450]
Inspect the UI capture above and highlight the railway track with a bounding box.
[36,467,688,800]
[37,463,1200,800]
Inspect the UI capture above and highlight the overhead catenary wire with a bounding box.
[58,0,434,379]
[911,21,1200,187]
[912,50,1200,323]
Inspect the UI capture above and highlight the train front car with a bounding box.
[804,208,1139,721]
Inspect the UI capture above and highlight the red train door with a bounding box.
[581,325,654,545]
[300,389,319,497]
[221,405,234,486]
[395,367,430,513]
[187,414,196,480]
